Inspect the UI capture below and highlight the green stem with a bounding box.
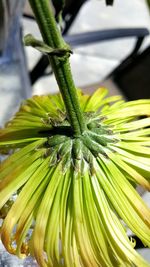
[29,0,86,136]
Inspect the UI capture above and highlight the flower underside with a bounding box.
[0,88,150,267]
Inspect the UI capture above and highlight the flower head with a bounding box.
[0,88,150,267]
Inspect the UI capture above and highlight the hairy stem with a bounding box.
[29,0,86,136]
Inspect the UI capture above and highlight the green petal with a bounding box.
[96,157,150,246]
[108,151,150,190]
[32,163,62,267]
[110,146,150,179]
[73,171,98,266]
[0,139,46,180]
[82,171,116,266]
[91,174,150,266]
[115,118,150,132]
[84,88,108,112]
[0,157,50,249]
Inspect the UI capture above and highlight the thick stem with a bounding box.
[29,0,86,136]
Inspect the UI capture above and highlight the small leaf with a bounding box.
[24,34,72,57]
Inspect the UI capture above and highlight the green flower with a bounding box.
[0,88,150,267]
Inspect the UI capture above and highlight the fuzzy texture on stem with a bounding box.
[29,0,86,136]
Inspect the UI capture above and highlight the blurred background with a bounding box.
[23,0,150,96]
[0,0,150,266]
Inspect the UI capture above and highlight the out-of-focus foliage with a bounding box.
[105,0,114,5]
[147,0,150,10]
[52,0,65,21]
